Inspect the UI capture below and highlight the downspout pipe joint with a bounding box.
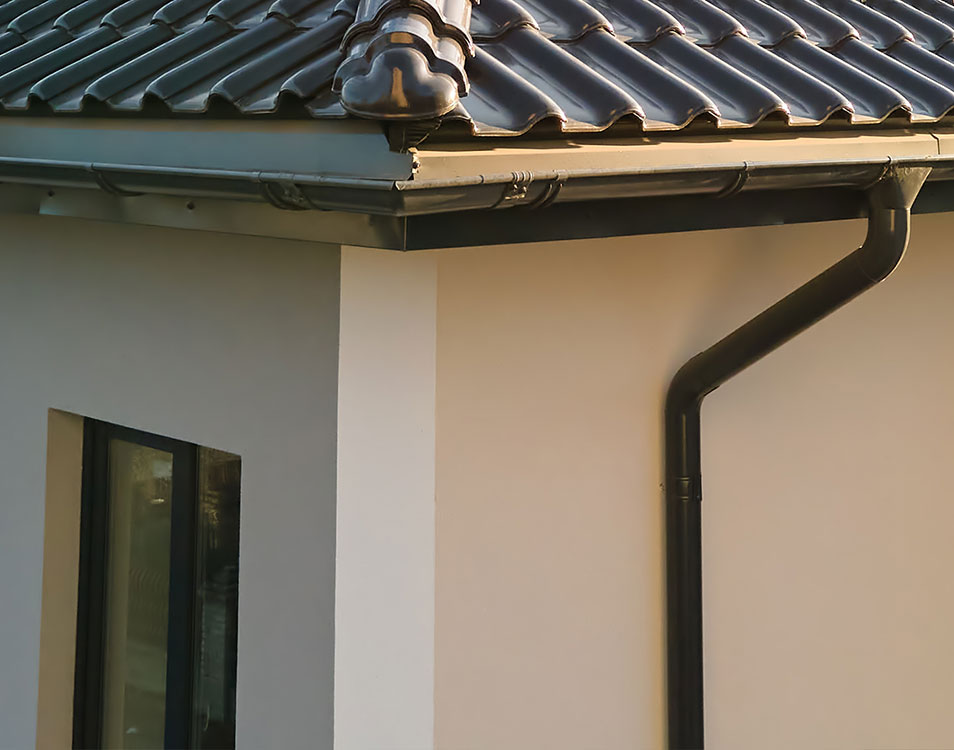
[663,165,930,750]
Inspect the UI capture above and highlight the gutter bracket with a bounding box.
[88,165,143,197]
[527,173,566,209]
[491,171,533,208]
[713,163,749,199]
[260,178,312,211]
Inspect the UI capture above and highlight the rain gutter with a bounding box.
[0,153,953,217]
[664,165,931,749]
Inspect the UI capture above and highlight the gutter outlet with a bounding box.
[664,165,931,749]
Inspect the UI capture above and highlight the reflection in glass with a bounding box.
[102,440,173,749]
[192,448,241,749]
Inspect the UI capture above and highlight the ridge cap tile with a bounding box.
[334,0,474,119]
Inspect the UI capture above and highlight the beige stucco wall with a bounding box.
[435,213,954,748]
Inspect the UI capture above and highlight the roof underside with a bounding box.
[5,0,954,141]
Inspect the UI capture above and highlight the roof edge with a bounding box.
[4,152,954,217]
[2,129,954,217]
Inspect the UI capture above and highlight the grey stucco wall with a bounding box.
[0,215,340,749]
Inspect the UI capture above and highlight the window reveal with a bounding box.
[73,421,240,750]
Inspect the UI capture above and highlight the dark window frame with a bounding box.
[73,419,203,749]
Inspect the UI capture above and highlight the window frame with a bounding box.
[72,419,199,750]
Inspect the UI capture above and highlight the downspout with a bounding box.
[664,165,931,750]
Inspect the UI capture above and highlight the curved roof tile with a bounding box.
[0,0,951,142]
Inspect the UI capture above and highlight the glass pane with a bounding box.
[102,440,173,749]
[191,447,241,749]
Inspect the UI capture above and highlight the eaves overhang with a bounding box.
[6,119,954,248]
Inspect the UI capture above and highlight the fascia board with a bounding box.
[0,118,415,181]
[412,130,942,182]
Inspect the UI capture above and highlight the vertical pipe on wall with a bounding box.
[663,166,931,749]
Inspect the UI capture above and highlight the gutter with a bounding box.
[0,152,953,217]
[663,165,931,749]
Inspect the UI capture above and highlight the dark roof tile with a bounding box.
[649,0,743,47]
[470,0,537,41]
[277,43,338,106]
[706,0,803,47]
[513,0,609,42]
[775,34,910,122]
[210,14,344,110]
[640,31,788,126]
[347,0,473,48]
[760,0,857,48]
[867,0,954,50]
[906,0,954,29]
[85,17,229,106]
[267,0,342,27]
[938,39,954,64]
[0,0,952,143]
[889,35,954,85]
[448,43,564,134]
[562,29,716,129]
[9,0,78,35]
[711,33,850,123]
[0,27,66,73]
[207,0,267,25]
[814,0,912,50]
[102,0,170,31]
[334,0,473,118]
[55,0,127,33]
[145,16,288,109]
[0,0,43,27]
[152,0,217,29]
[0,25,118,105]
[582,0,681,45]
[30,21,171,107]
[478,26,641,129]
[835,34,954,118]
[0,30,25,53]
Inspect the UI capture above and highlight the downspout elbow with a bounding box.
[665,361,706,503]
[854,165,929,282]
[853,207,910,284]
[664,165,929,474]
[666,359,707,418]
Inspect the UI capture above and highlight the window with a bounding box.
[73,420,241,750]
